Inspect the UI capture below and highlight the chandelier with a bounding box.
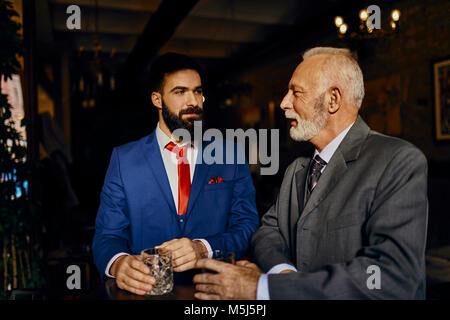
[334,7,401,39]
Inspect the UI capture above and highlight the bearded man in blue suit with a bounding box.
[92,53,259,295]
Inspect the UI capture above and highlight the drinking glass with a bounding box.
[201,250,235,273]
[141,248,173,295]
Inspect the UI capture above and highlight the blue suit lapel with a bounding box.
[186,146,211,215]
[142,133,214,229]
[142,132,177,215]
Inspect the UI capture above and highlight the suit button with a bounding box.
[180,219,184,223]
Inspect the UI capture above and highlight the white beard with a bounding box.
[286,94,328,142]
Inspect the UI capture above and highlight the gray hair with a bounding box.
[302,47,365,109]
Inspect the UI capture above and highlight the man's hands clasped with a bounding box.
[110,238,207,295]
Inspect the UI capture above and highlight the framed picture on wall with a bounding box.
[433,58,450,140]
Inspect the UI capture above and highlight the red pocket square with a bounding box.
[208,177,225,184]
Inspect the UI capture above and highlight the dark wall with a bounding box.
[358,0,450,162]
[232,0,450,159]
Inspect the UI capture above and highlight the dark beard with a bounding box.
[161,100,203,138]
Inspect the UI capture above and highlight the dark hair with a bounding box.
[148,52,205,93]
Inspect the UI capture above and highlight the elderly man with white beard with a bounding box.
[193,47,428,300]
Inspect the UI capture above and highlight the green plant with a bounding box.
[0,0,44,299]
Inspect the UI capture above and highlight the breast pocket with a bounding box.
[203,181,233,192]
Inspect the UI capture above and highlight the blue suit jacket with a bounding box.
[92,131,259,276]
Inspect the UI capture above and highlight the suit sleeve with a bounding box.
[203,156,259,260]
[92,148,131,276]
[251,163,297,272]
[266,146,428,299]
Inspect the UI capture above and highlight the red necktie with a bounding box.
[165,142,191,215]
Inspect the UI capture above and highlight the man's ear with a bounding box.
[151,92,162,109]
[328,87,342,114]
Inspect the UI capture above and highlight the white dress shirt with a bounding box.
[155,122,198,207]
[105,123,213,277]
[256,121,355,300]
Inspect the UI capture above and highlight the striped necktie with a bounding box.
[307,154,327,195]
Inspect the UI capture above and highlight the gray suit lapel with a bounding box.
[289,158,309,257]
[298,116,371,222]
[300,151,348,221]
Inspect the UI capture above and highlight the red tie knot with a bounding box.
[165,142,189,161]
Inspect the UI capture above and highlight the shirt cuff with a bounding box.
[193,239,213,258]
[256,264,298,300]
[267,263,298,274]
[256,274,270,300]
[105,252,130,278]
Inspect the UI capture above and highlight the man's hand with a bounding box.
[193,259,263,300]
[110,255,155,295]
[157,238,207,272]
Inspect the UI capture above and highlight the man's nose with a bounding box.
[185,91,199,106]
[280,92,293,110]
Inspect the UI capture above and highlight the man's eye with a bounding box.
[294,91,302,96]
[195,89,203,94]
[175,90,184,94]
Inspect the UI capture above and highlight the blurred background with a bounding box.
[1,0,449,299]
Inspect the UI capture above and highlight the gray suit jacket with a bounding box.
[251,116,428,299]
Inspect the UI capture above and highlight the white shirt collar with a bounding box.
[155,122,196,151]
[314,121,355,163]
[155,122,174,152]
